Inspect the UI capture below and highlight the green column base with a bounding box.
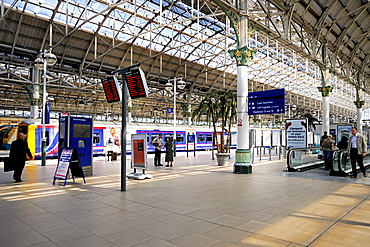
[234,149,252,174]
[234,164,252,174]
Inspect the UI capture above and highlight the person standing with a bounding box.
[152,134,163,166]
[337,135,348,150]
[10,133,33,182]
[320,131,328,146]
[322,135,334,170]
[165,137,173,167]
[347,127,368,178]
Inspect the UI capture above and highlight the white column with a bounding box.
[237,14,249,150]
[174,78,177,143]
[31,68,40,119]
[357,108,363,134]
[187,103,191,126]
[127,97,132,123]
[237,66,249,149]
[322,97,330,134]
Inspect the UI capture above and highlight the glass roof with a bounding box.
[2,0,363,117]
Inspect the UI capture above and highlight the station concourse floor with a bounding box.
[0,151,369,247]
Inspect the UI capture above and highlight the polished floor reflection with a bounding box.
[0,151,369,247]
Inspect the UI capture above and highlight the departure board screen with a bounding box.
[124,67,149,99]
[102,77,121,103]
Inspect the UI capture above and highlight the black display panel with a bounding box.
[102,76,121,103]
[124,67,149,99]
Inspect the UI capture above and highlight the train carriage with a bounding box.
[8,119,238,159]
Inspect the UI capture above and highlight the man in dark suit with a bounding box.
[10,133,33,182]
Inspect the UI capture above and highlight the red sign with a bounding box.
[102,77,121,103]
[237,118,243,126]
[124,67,149,99]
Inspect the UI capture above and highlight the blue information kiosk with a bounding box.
[59,113,93,175]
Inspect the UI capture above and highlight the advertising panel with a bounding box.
[286,119,307,149]
[337,125,352,143]
[131,134,147,169]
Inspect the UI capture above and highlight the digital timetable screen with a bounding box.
[124,67,149,99]
[102,76,121,103]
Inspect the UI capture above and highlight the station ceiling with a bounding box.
[0,0,369,123]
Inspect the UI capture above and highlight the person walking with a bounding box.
[347,127,368,178]
[10,133,33,182]
[322,135,334,170]
[165,137,173,167]
[152,134,163,166]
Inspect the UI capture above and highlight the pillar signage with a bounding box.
[248,88,285,115]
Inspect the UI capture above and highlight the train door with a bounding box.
[92,127,104,156]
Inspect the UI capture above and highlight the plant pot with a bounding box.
[215,153,230,166]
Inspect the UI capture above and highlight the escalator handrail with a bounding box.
[286,147,322,170]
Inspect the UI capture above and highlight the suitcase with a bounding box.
[3,158,14,172]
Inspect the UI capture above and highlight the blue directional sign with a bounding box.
[248,88,285,115]
[167,108,174,114]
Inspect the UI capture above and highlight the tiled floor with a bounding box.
[0,151,369,247]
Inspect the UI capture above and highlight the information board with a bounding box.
[53,147,86,186]
[285,118,307,149]
[263,130,271,146]
[124,67,149,99]
[131,134,147,169]
[248,88,285,115]
[102,76,121,103]
[272,130,280,146]
[54,148,73,180]
[255,129,262,147]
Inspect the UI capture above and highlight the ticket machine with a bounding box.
[59,113,93,175]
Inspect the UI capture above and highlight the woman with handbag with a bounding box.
[322,135,334,170]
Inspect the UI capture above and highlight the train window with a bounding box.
[18,125,28,135]
[198,134,205,142]
[93,133,100,144]
[206,134,213,142]
[176,134,184,143]
[151,135,157,144]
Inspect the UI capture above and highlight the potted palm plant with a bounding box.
[192,90,237,165]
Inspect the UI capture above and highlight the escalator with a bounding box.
[330,150,370,177]
[285,147,326,172]
[286,148,370,176]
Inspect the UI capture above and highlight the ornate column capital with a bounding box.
[354,101,365,108]
[30,98,41,106]
[317,86,333,97]
[228,46,256,66]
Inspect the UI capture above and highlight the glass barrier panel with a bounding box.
[288,148,323,170]
[332,151,340,172]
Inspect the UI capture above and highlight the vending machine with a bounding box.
[59,113,93,175]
